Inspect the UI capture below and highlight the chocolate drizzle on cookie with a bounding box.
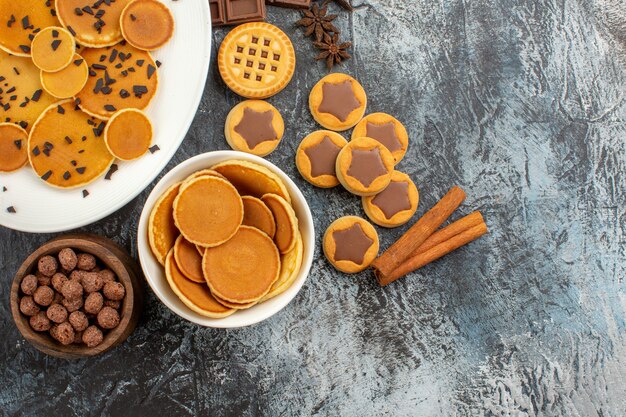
[234,108,277,150]
[366,122,402,153]
[304,136,342,178]
[332,223,373,264]
[371,181,411,219]
[347,148,387,187]
[318,80,360,122]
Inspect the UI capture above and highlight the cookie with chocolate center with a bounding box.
[225,100,284,156]
[309,73,367,131]
[352,113,409,164]
[362,170,419,228]
[323,216,379,273]
[335,137,394,196]
[295,130,347,188]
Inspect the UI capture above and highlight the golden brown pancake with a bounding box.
[212,294,258,310]
[120,0,175,51]
[28,99,114,188]
[181,168,226,188]
[0,50,56,132]
[173,235,204,284]
[31,26,75,72]
[212,159,291,203]
[261,193,298,254]
[104,108,152,160]
[241,195,276,238]
[261,231,303,302]
[203,226,280,303]
[148,182,181,266]
[55,0,133,48]
[0,123,29,172]
[40,53,89,98]
[165,249,234,319]
[172,176,243,247]
[0,1,59,57]
[76,42,158,120]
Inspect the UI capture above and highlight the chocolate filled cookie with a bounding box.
[335,137,394,196]
[323,216,379,273]
[224,100,284,156]
[352,113,409,164]
[309,73,366,131]
[295,130,347,188]
[362,170,419,228]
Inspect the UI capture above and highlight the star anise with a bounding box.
[296,3,339,42]
[321,0,354,12]
[314,32,352,70]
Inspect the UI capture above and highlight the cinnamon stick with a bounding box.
[412,211,484,256]
[371,186,466,279]
[376,221,488,286]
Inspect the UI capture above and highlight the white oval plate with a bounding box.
[137,151,316,328]
[0,1,211,233]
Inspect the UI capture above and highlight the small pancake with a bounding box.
[195,245,205,256]
[28,99,114,188]
[55,0,134,48]
[212,294,258,310]
[173,176,243,248]
[0,123,29,172]
[242,196,276,238]
[203,226,280,303]
[76,43,158,120]
[120,0,175,51]
[261,231,303,302]
[173,235,204,284]
[0,1,59,57]
[212,159,291,203]
[165,249,235,319]
[148,182,181,266]
[31,26,76,72]
[181,169,226,188]
[104,108,152,160]
[0,50,57,132]
[40,53,89,98]
[261,193,298,254]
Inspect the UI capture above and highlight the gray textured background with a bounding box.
[1,0,625,415]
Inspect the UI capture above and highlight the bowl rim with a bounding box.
[10,237,137,358]
[137,150,315,328]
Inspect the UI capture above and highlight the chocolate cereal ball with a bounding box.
[37,255,58,277]
[104,299,121,310]
[82,325,103,347]
[73,331,84,344]
[97,306,120,329]
[33,286,54,307]
[51,322,75,345]
[76,253,97,271]
[81,272,103,293]
[29,311,51,332]
[46,303,68,323]
[62,297,83,313]
[36,272,51,287]
[51,273,68,292]
[61,280,83,300]
[19,296,40,316]
[53,291,63,304]
[99,269,116,284]
[68,311,89,332]
[103,282,125,301]
[84,292,104,315]
[69,270,85,283]
[58,248,78,271]
[20,274,38,295]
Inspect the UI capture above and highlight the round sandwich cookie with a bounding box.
[165,249,235,319]
[241,196,276,239]
[352,113,409,164]
[0,1,59,57]
[31,26,76,72]
[295,130,347,188]
[172,176,243,248]
[203,226,280,304]
[0,51,56,132]
[323,216,379,274]
[218,22,295,99]
[309,73,366,131]
[120,0,175,51]
[212,159,291,203]
[335,137,394,196]
[55,0,133,48]
[40,53,89,98]
[104,108,153,160]
[261,231,303,302]
[173,235,204,284]
[362,171,419,228]
[261,193,298,254]
[148,182,181,266]
[28,100,115,188]
[224,100,284,156]
[76,42,158,120]
[0,123,29,172]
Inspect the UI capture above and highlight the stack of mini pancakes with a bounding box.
[148,159,304,318]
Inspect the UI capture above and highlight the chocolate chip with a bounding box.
[82,189,89,198]
[65,136,72,144]
[7,206,16,213]
[57,105,65,114]
[147,65,156,80]
[31,89,42,102]
[104,104,116,112]
[149,145,160,154]
[51,40,62,51]
[52,29,58,38]
[41,170,52,181]
[63,171,71,180]
[76,167,86,174]
[104,164,118,180]
[14,139,21,150]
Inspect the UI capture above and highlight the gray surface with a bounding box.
[1,1,625,416]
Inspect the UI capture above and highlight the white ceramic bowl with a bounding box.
[137,151,315,328]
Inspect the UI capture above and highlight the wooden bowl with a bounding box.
[10,234,144,359]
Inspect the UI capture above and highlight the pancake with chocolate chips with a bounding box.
[55,0,133,48]
[0,123,29,172]
[0,0,59,57]
[28,99,114,188]
[0,50,56,132]
[76,42,158,119]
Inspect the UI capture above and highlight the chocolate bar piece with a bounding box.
[266,0,311,8]
[210,0,266,27]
